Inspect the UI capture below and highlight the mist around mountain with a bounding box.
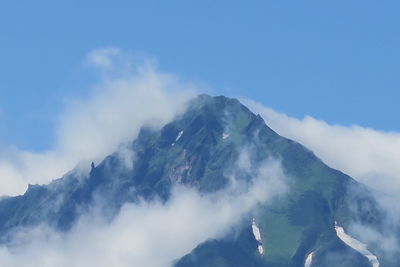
[0,94,398,267]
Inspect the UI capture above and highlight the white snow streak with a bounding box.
[252,218,264,255]
[304,252,313,267]
[175,131,184,142]
[335,222,379,267]
[172,131,184,146]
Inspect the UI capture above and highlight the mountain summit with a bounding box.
[0,95,395,266]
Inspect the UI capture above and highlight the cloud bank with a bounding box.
[0,48,196,196]
[244,99,400,196]
[0,158,287,267]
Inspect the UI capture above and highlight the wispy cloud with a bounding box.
[0,157,287,267]
[244,99,400,195]
[0,48,196,196]
[87,47,122,70]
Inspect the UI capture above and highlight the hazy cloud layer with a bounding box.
[0,48,196,196]
[244,99,400,195]
[0,158,287,267]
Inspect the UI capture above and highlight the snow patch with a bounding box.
[175,130,184,141]
[257,243,264,255]
[305,252,313,267]
[252,218,264,255]
[335,222,379,267]
[172,131,184,146]
[222,133,229,139]
[252,218,262,241]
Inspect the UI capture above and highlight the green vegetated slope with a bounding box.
[0,95,390,266]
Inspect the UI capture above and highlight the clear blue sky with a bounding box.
[1,0,399,151]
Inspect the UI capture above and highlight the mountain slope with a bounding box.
[0,95,392,266]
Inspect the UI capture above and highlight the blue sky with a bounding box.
[1,0,399,151]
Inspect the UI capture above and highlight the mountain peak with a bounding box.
[0,94,388,267]
[188,94,251,117]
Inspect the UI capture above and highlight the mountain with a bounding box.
[0,94,396,266]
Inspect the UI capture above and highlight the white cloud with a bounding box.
[0,48,196,196]
[87,47,122,70]
[0,158,287,267]
[243,99,400,196]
